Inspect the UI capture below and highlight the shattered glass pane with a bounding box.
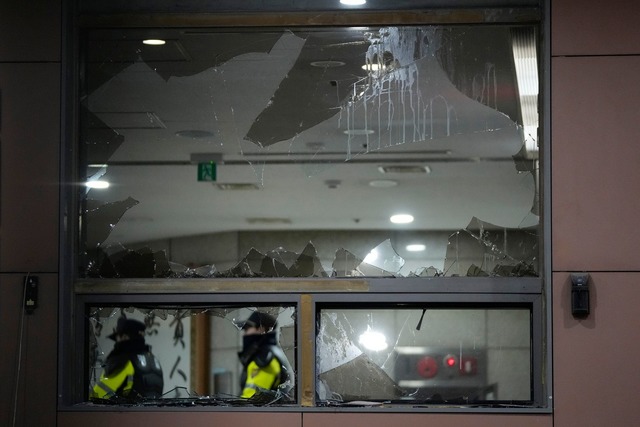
[79,25,540,279]
[87,305,296,406]
[316,307,531,405]
[444,217,538,277]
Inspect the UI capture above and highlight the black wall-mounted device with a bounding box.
[570,273,590,318]
[24,276,39,314]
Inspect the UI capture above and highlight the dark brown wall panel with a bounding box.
[552,56,640,271]
[303,413,551,427]
[0,0,61,62]
[0,274,58,427]
[58,411,302,427]
[0,63,60,272]
[552,0,640,56]
[553,272,640,426]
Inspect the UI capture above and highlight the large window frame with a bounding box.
[59,3,550,414]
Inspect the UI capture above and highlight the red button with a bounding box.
[416,356,438,378]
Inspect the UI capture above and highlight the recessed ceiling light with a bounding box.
[406,244,426,252]
[85,180,110,189]
[143,39,166,46]
[340,0,366,5]
[390,214,414,224]
[358,329,388,351]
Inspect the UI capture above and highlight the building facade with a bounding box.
[1,0,639,425]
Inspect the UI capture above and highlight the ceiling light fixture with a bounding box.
[406,244,426,252]
[85,180,110,189]
[511,28,539,157]
[390,214,414,224]
[143,39,166,46]
[340,0,366,5]
[358,329,388,351]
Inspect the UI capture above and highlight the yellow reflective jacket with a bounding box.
[241,357,282,398]
[238,332,292,399]
[91,360,135,398]
[90,339,163,399]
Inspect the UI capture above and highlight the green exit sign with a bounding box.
[197,162,217,181]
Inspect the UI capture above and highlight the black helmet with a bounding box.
[108,318,146,341]
[237,311,277,331]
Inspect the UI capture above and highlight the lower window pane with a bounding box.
[316,306,531,405]
[87,304,296,406]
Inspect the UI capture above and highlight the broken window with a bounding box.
[68,11,546,411]
[85,304,297,406]
[78,24,540,280]
[316,306,532,406]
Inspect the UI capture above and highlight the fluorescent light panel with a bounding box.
[511,28,539,156]
[143,39,166,45]
[390,214,414,224]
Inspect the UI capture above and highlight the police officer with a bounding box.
[91,317,164,400]
[237,311,294,399]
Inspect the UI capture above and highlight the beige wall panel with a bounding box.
[0,63,60,272]
[303,413,551,427]
[0,274,57,427]
[58,411,301,427]
[551,56,640,271]
[553,272,640,426]
[552,0,640,56]
[0,0,61,62]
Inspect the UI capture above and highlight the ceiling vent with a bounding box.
[215,183,260,190]
[378,165,431,174]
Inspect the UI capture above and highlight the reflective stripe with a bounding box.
[95,380,117,398]
[91,361,136,399]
